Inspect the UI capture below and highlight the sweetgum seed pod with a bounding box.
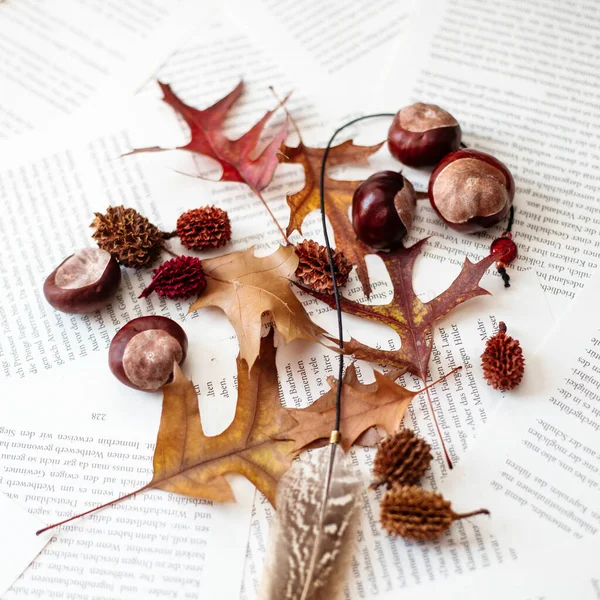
[351,170,416,250]
[43,248,121,314]
[388,103,462,167]
[428,149,515,233]
[109,316,188,392]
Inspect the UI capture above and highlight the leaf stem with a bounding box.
[417,365,462,470]
[36,485,150,536]
[424,385,453,469]
[254,189,289,245]
[269,86,302,143]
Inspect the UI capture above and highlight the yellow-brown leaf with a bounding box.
[281,141,383,297]
[151,332,297,505]
[282,365,418,453]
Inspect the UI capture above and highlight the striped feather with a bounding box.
[259,444,360,600]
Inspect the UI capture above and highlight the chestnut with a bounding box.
[428,149,515,233]
[388,103,462,167]
[43,248,121,314]
[109,316,188,392]
[351,170,416,250]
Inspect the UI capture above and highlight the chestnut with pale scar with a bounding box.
[388,102,462,167]
[109,316,188,392]
[399,103,458,132]
[429,149,514,233]
[43,248,121,314]
[432,159,508,222]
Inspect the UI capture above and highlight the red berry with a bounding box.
[428,149,514,233]
[491,235,517,264]
[109,316,188,392]
[388,103,461,167]
[351,171,416,250]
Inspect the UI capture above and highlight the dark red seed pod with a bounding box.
[351,170,416,250]
[43,248,121,314]
[109,316,188,392]
[428,149,515,233]
[388,103,462,167]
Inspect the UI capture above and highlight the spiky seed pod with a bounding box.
[139,256,207,300]
[371,429,432,489]
[380,485,489,541]
[176,206,232,250]
[481,321,525,391]
[91,206,164,269]
[294,239,352,294]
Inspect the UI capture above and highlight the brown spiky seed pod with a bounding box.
[380,485,489,541]
[295,239,351,294]
[371,429,432,489]
[176,206,232,250]
[481,321,525,391]
[91,206,164,269]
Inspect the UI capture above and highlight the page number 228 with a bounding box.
[92,413,107,421]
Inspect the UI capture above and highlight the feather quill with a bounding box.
[259,443,360,600]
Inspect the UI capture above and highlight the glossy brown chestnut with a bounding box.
[428,149,515,233]
[109,316,188,392]
[352,170,416,250]
[388,103,462,167]
[43,248,121,314]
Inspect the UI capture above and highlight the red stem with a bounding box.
[254,189,289,245]
[36,484,150,536]
[420,366,462,470]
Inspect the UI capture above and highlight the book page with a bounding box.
[0,93,554,597]
[434,267,600,576]
[398,536,600,600]
[0,350,254,599]
[0,495,50,596]
[379,0,600,316]
[0,0,206,139]
[223,0,410,111]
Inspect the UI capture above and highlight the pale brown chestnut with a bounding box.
[43,248,121,314]
[109,316,188,392]
[388,103,462,167]
[428,149,515,233]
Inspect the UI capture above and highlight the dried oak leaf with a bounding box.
[36,334,296,535]
[297,239,496,380]
[282,364,428,453]
[190,245,325,368]
[281,141,383,297]
[150,334,296,505]
[128,81,287,193]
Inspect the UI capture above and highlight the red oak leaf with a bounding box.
[129,81,288,194]
[297,239,496,380]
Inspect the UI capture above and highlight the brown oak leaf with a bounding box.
[148,334,296,505]
[37,334,296,535]
[128,81,287,193]
[190,245,325,368]
[297,239,496,380]
[282,364,455,453]
[281,141,383,297]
